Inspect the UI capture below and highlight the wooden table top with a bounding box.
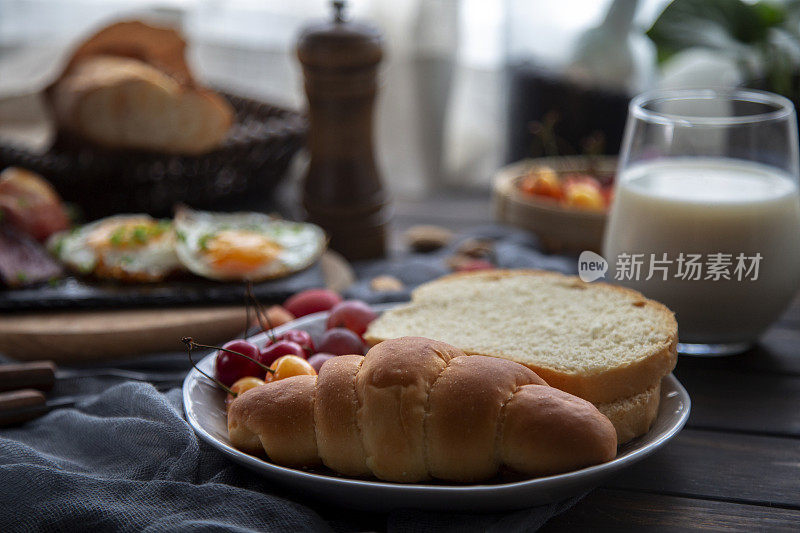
[394,192,800,531]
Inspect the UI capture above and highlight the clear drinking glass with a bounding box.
[604,89,800,356]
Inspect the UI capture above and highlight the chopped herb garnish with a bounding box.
[132,226,148,243]
[52,238,65,257]
[176,230,187,242]
[48,277,60,287]
[199,233,215,251]
[110,227,125,246]
[15,271,28,283]
[109,222,166,247]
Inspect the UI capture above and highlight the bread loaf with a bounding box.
[60,20,195,86]
[228,337,617,483]
[596,382,661,444]
[365,270,677,405]
[46,20,233,154]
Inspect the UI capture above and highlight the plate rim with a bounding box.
[182,305,691,495]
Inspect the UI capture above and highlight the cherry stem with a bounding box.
[182,336,275,374]
[243,289,252,339]
[182,337,236,396]
[247,282,276,342]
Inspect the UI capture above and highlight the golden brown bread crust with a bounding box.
[228,336,619,482]
[314,355,370,476]
[46,21,233,154]
[356,337,464,482]
[500,385,617,475]
[48,56,233,155]
[595,381,661,444]
[60,20,195,85]
[228,375,320,467]
[425,355,546,481]
[366,269,678,404]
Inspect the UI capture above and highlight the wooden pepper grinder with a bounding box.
[297,0,390,260]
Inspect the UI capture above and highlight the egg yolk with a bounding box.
[202,230,282,274]
[87,218,169,251]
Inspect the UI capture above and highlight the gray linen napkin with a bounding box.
[0,381,585,532]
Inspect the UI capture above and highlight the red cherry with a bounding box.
[276,329,315,357]
[214,340,262,387]
[318,328,364,356]
[326,300,377,336]
[284,289,342,318]
[259,340,306,367]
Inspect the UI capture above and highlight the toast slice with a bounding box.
[365,269,678,405]
[596,382,661,443]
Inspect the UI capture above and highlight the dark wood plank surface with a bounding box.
[541,489,800,532]
[606,429,800,507]
[393,192,800,531]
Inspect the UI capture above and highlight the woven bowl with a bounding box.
[0,92,306,219]
[493,156,616,254]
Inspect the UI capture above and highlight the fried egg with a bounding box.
[173,207,326,281]
[47,214,183,282]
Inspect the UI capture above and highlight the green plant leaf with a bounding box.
[647,0,784,63]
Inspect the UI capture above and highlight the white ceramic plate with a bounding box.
[183,304,691,512]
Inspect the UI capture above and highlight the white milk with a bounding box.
[604,157,800,344]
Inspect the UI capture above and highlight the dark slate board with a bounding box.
[0,261,325,312]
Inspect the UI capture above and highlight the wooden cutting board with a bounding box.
[0,251,355,362]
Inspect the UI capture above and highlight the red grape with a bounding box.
[259,340,306,366]
[284,289,342,318]
[318,328,364,356]
[214,340,262,386]
[308,353,336,373]
[326,300,377,336]
[276,329,315,357]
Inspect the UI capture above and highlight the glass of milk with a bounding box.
[604,89,800,356]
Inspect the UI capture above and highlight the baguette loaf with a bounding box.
[365,270,677,405]
[47,20,233,154]
[60,20,195,86]
[48,56,232,154]
[228,337,617,482]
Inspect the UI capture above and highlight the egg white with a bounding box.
[47,214,182,282]
[173,207,327,281]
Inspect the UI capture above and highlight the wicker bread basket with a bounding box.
[0,92,306,219]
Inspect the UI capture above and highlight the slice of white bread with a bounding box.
[48,56,233,154]
[365,269,677,405]
[596,382,661,444]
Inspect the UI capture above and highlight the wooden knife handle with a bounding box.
[0,389,48,426]
[0,361,56,392]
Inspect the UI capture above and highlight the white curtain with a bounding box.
[0,0,676,197]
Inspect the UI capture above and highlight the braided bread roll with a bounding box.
[227,337,617,482]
